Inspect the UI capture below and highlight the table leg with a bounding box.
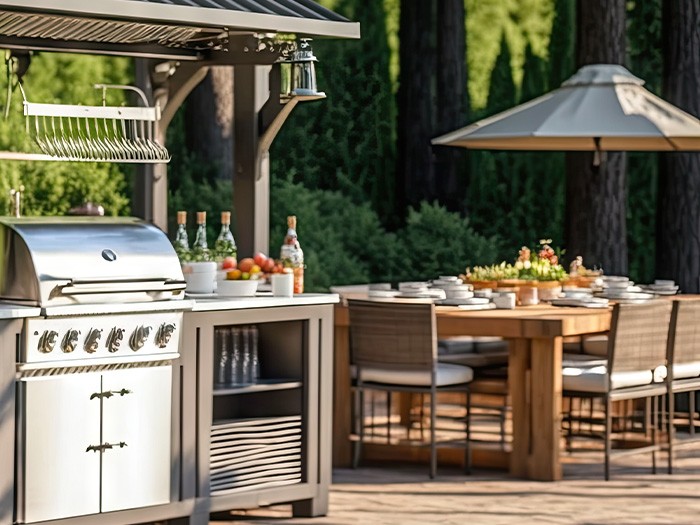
[333,323,352,467]
[508,338,531,478]
[529,336,563,481]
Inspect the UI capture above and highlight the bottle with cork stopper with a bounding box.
[173,210,191,262]
[191,211,211,262]
[280,215,304,294]
[214,211,237,262]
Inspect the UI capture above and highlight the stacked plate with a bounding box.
[591,275,655,303]
[395,282,446,299]
[209,415,302,496]
[640,280,680,296]
[431,276,474,303]
[550,296,610,308]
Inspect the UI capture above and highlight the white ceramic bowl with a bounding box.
[444,287,474,299]
[182,261,217,274]
[185,271,216,294]
[216,279,258,297]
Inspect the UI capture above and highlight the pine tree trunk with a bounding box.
[433,0,467,212]
[396,0,434,213]
[185,66,234,180]
[564,0,627,275]
[656,0,700,292]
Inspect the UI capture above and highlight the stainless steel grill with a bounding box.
[7,216,191,523]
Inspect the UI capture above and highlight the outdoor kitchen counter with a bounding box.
[181,293,337,523]
[188,292,340,311]
[0,304,41,319]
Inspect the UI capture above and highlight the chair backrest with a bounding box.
[347,298,436,371]
[667,299,700,370]
[608,300,672,375]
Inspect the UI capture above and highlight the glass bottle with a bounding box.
[191,211,211,262]
[214,211,237,262]
[173,210,190,262]
[280,215,304,294]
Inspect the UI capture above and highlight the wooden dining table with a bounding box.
[333,296,613,481]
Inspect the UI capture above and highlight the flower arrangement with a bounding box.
[464,261,519,282]
[515,239,568,282]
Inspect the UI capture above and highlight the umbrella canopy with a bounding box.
[432,64,700,152]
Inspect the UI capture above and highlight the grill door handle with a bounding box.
[86,442,127,453]
[90,388,132,400]
[54,278,186,297]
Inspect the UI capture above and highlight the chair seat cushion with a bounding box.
[439,350,508,368]
[563,365,653,393]
[674,361,700,379]
[359,362,474,387]
[473,336,509,354]
[438,336,476,355]
[582,335,609,356]
[562,353,607,368]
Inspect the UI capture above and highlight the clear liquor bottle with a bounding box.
[172,211,191,262]
[191,211,211,262]
[214,211,237,261]
[280,215,304,294]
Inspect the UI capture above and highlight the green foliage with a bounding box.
[485,33,517,116]
[0,52,132,216]
[166,107,233,244]
[547,0,575,90]
[394,202,499,282]
[271,0,397,223]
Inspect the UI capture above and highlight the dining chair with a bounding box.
[665,299,700,474]
[347,298,474,478]
[562,300,672,480]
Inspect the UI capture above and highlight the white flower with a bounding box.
[523,260,531,270]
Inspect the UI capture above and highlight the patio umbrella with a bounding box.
[432,64,700,159]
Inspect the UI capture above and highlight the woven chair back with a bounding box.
[347,299,436,371]
[667,299,700,368]
[608,300,672,375]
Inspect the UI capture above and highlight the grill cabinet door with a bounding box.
[100,365,172,512]
[20,373,101,523]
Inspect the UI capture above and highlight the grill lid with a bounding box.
[0,216,185,307]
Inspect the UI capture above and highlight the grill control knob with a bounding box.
[38,330,58,353]
[129,326,152,351]
[155,323,176,348]
[61,329,80,354]
[84,328,103,354]
[106,327,125,353]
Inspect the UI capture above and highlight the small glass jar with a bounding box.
[519,285,539,306]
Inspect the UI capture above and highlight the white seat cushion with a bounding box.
[563,365,653,393]
[582,335,609,356]
[674,361,700,379]
[562,353,607,368]
[359,362,473,387]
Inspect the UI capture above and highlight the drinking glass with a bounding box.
[213,327,231,387]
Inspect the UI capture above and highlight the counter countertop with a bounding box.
[189,293,339,312]
[0,304,42,319]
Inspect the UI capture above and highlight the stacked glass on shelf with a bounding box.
[214,325,260,387]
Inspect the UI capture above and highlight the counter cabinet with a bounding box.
[182,301,335,524]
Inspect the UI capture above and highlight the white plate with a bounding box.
[595,291,655,300]
[457,303,497,311]
[550,298,609,308]
[438,297,489,306]
[368,290,400,298]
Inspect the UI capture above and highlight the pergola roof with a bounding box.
[0,0,359,59]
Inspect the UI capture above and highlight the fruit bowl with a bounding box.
[216,279,258,297]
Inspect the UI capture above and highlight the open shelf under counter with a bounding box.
[213,379,302,396]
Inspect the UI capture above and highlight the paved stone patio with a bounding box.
[212,446,700,525]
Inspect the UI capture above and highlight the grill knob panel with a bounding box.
[129,326,152,351]
[38,330,58,354]
[84,328,103,354]
[155,323,176,348]
[107,327,125,353]
[61,329,80,354]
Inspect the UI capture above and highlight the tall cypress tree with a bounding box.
[657,0,700,292]
[547,0,576,91]
[627,0,661,283]
[565,0,628,275]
